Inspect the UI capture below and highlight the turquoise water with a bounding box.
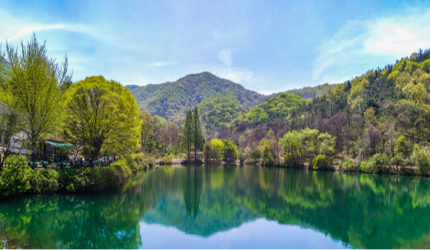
[1,165,430,248]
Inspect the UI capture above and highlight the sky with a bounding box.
[1,0,430,95]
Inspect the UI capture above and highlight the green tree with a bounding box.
[261,140,274,165]
[250,148,261,162]
[62,76,141,159]
[279,130,305,166]
[318,132,336,156]
[180,109,194,161]
[140,112,155,152]
[203,141,212,161]
[222,139,237,161]
[210,138,224,160]
[1,34,72,153]
[193,106,204,161]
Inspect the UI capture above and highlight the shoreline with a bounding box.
[159,160,426,177]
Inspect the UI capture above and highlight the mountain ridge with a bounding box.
[126,71,267,124]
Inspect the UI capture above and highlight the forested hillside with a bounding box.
[284,83,338,99]
[196,91,249,138]
[223,48,430,174]
[127,72,266,124]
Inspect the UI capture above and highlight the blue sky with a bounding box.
[1,0,430,94]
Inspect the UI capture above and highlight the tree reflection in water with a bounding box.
[1,166,430,248]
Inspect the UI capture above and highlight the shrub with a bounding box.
[372,153,389,173]
[59,169,90,192]
[30,169,60,193]
[111,160,132,180]
[342,157,359,172]
[125,154,141,172]
[0,155,33,197]
[312,155,333,170]
[415,147,430,175]
[284,153,302,168]
[360,160,374,173]
[162,154,174,164]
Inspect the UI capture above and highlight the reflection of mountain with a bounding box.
[143,195,258,237]
[2,166,430,248]
[143,166,259,237]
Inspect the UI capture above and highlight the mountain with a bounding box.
[126,72,267,124]
[229,93,307,132]
[196,92,250,138]
[227,49,430,154]
[284,83,338,99]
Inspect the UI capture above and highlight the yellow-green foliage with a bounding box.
[342,158,359,172]
[413,145,430,175]
[244,93,306,124]
[0,155,32,196]
[0,156,138,196]
[197,92,248,128]
[62,76,141,158]
[311,155,332,170]
[348,77,370,109]
[360,160,374,173]
[162,154,174,164]
[30,169,60,194]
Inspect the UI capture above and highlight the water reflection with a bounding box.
[181,167,202,218]
[1,166,430,248]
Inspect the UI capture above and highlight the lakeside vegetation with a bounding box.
[2,34,430,198]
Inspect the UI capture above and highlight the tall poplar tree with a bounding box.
[180,109,194,161]
[193,106,204,161]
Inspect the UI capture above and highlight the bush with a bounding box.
[311,155,333,170]
[360,160,374,173]
[111,160,132,180]
[284,153,302,168]
[162,154,174,164]
[372,153,389,173]
[30,169,60,193]
[0,154,141,196]
[415,148,430,175]
[59,169,90,192]
[342,157,359,172]
[125,154,141,172]
[0,155,33,197]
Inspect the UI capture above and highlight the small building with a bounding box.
[188,151,205,159]
[43,135,74,162]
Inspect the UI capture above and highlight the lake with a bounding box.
[1,165,430,249]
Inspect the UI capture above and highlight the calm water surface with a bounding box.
[1,165,430,249]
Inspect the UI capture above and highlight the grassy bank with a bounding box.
[0,154,154,198]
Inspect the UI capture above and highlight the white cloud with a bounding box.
[0,9,95,42]
[8,24,95,41]
[149,61,179,67]
[220,67,252,83]
[313,8,430,84]
[218,49,233,67]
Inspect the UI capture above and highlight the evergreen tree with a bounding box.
[193,106,204,161]
[180,109,194,161]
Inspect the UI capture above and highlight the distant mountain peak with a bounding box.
[127,72,267,125]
